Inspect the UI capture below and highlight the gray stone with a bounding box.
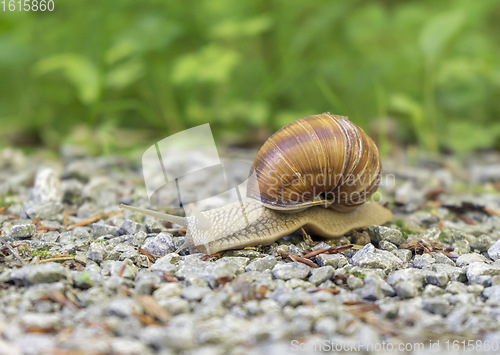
[456,253,486,267]
[419,228,441,241]
[120,219,147,235]
[378,240,397,251]
[141,232,175,257]
[10,224,37,239]
[488,240,500,261]
[425,270,449,287]
[387,269,424,299]
[181,286,212,301]
[25,202,64,220]
[423,284,444,297]
[153,283,184,300]
[411,254,435,268]
[466,262,500,283]
[347,275,364,290]
[424,297,451,315]
[454,240,471,255]
[472,234,492,252]
[62,179,83,204]
[432,253,455,265]
[92,223,120,238]
[308,266,334,285]
[88,242,107,263]
[135,271,162,295]
[483,285,500,303]
[368,226,405,246]
[209,260,241,287]
[272,262,310,280]
[101,260,138,279]
[245,255,277,272]
[446,281,467,294]
[11,262,66,286]
[32,168,63,203]
[355,275,394,300]
[429,264,467,282]
[158,297,190,315]
[106,297,141,318]
[351,244,403,273]
[391,249,412,262]
[315,254,348,268]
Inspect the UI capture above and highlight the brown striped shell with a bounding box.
[246,113,382,212]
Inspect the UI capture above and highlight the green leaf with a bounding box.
[171,45,241,85]
[34,54,100,106]
[419,11,464,65]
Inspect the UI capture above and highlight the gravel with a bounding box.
[1,148,500,353]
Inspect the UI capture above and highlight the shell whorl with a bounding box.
[247,113,382,212]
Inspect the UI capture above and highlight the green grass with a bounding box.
[0,0,499,154]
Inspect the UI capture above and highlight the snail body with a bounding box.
[120,113,392,254]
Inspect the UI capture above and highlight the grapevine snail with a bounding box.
[120,113,392,254]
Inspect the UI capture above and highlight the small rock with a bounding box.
[25,202,64,220]
[92,223,120,238]
[272,262,311,280]
[456,253,486,267]
[153,283,184,300]
[432,253,455,265]
[32,168,63,203]
[378,240,397,251]
[181,286,212,301]
[424,297,451,315]
[454,240,471,255]
[488,240,500,261]
[391,249,412,262]
[466,262,500,283]
[411,254,435,269]
[88,242,107,263]
[141,233,175,257]
[11,224,37,239]
[11,262,66,286]
[347,275,364,290]
[315,254,348,268]
[368,226,405,246]
[245,255,277,272]
[471,234,492,252]
[120,219,147,235]
[351,244,403,273]
[445,281,467,294]
[425,270,449,287]
[423,284,444,297]
[419,228,441,241]
[308,266,334,285]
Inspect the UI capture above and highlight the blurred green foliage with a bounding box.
[1,0,500,155]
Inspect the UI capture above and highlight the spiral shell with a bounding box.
[247,113,381,212]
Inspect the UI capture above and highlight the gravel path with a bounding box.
[0,147,500,354]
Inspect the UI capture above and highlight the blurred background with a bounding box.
[1,0,500,157]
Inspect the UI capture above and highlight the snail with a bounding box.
[120,113,392,254]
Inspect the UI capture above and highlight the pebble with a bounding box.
[351,244,403,273]
[456,253,486,267]
[32,168,63,203]
[367,226,405,246]
[10,224,37,239]
[315,254,348,268]
[141,232,175,256]
[466,262,500,283]
[10,263,66,286]
[271,262,311,280]
[488,240,500,261]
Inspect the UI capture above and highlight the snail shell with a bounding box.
[247,113,381,212]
